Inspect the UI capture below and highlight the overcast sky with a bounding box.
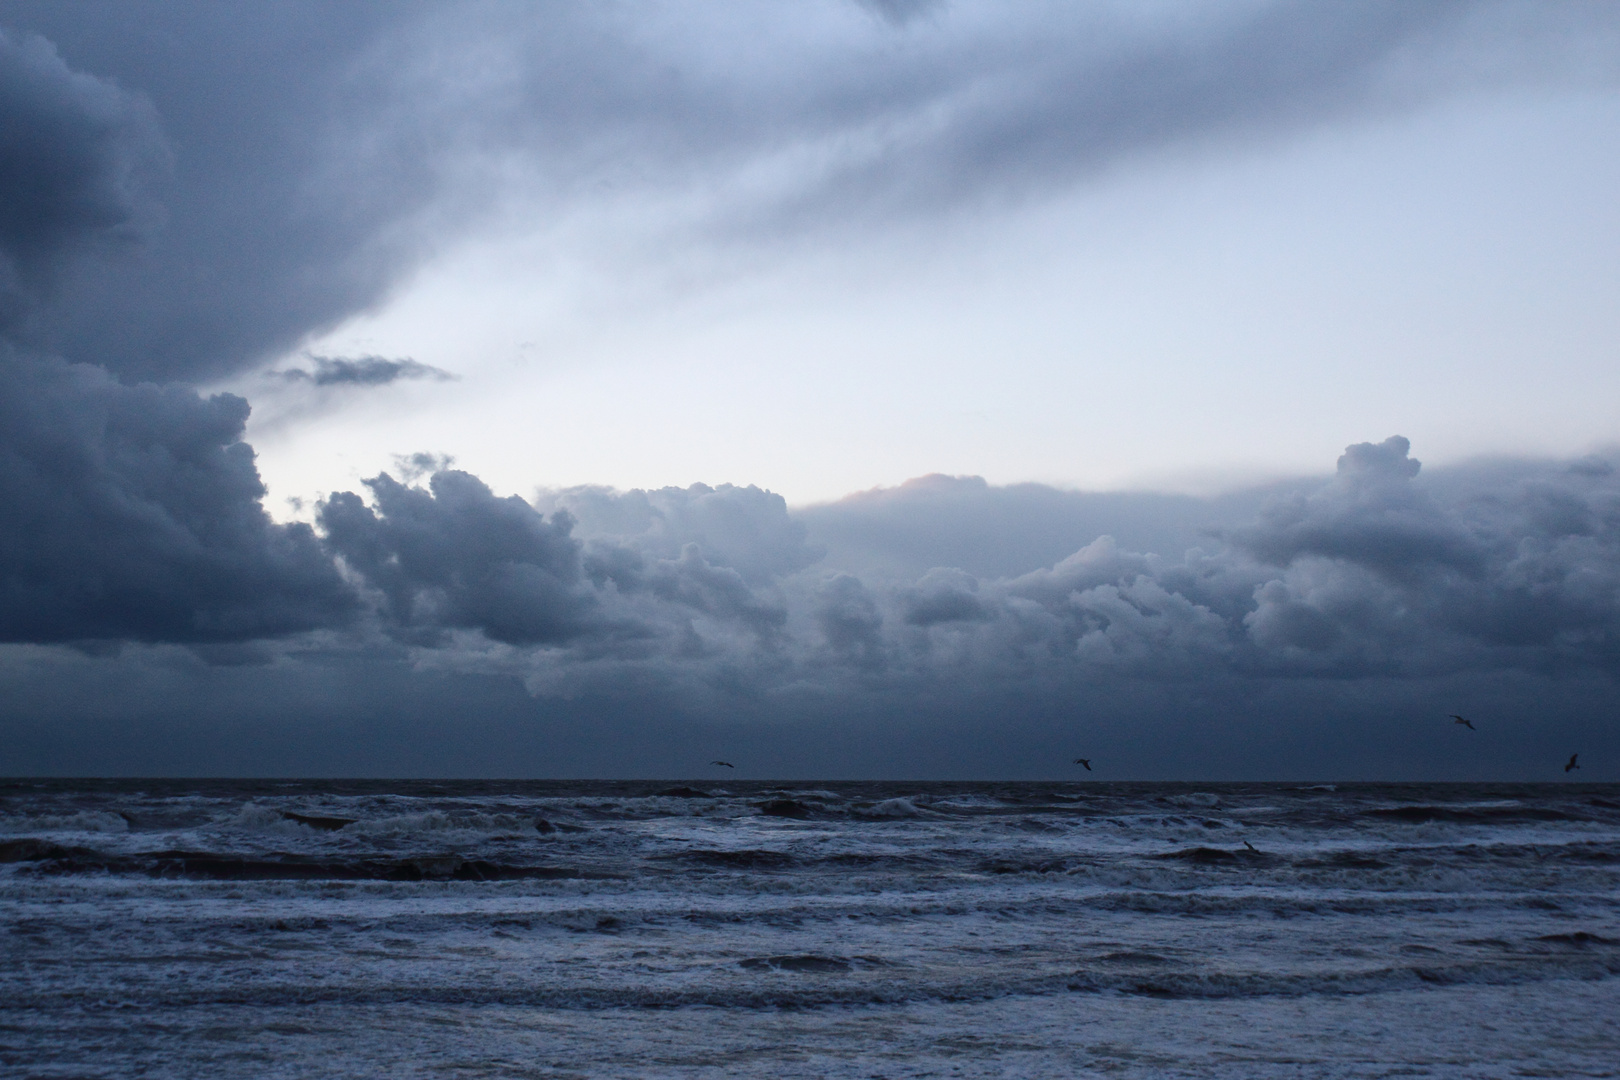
[2,1,1618,778]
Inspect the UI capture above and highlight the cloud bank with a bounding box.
[5,433,1616,778]
[298,437,1620,704]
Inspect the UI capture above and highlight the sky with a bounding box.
[2,0,1619,778]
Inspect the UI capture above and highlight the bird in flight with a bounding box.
[1073,758,1092,771]
[1243,841,1259,853]
[1565,753,1580,773]
[1450,715,1475,730]
[711,760,735,769]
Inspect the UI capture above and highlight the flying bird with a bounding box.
[1565,753,1580,773]
[1450,715,1475,730]
[1243,841,1259,853]
[711,760,735,769]
[1073,758,1092,771]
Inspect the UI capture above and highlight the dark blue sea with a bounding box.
[3,780,1618,1078]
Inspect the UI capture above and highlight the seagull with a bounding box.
[1073,758,1092,771]
[1565,753,1580,773]
[1450,715,1475,730]
[711,760,735,769]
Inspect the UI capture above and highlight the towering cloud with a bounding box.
[0,28,351,645]
[0,353,355,644]
[320,471,594,647]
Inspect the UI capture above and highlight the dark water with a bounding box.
[3,779,1618,1077]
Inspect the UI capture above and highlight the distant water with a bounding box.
[3,779,1618,1079]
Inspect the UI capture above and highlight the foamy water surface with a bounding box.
[3,780,1618,1077]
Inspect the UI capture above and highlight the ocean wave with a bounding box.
[0,811,129,835]
[0,841,597,882]
[853,798,935,819]
[1162,793,1223,809]
[1362,804,1586,825]
[4,943,1614,1013]
[660,848,801,870]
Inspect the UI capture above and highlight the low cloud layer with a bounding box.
[284,437,1620,708]
[3,425,1617,775]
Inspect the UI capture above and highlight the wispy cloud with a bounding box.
[275,354,456,389]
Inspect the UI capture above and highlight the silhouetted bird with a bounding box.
[1451,714,1475,730]
[711,760,735,769]
[1073,758,1092,771]
[1243,840,1259,853]
[1565,753,1580,773]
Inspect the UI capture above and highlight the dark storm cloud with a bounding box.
[263,436,1620,710]
[4,436,1620,777]
[0,27,161,327]
[0,20,355,647]
[374,438,1619,699]
[276,354,455,389]
[319,470,595,648]
[812,573,887,669]
[318,475,813,655]
[913,437,1620,683]
[4,1,1616,380]
[0,0,437,381]
[0,352,355,645]
[900,568,991,627]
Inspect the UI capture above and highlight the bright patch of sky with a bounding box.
[239,83,1620,512]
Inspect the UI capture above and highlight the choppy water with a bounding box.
[3,779,1618,1078]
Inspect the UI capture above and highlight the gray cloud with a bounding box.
[3,435,1619,776]
[812,573,887,669]
[0,351,356,645]
[318,475,814,664]
[293,438,1620,706]
[319,470,595,648]
[539,482,823,587]
[0,26,356,647]
[276,354,455,388]
[0,1,435,381]
[2,2,1615,381]
[855,0,945,28]
[351,437,1620,696]
[795,472,1297,581]
[0,27,161,330]
[900,567,991,627]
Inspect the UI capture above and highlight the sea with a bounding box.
[2,779,1618,1079]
